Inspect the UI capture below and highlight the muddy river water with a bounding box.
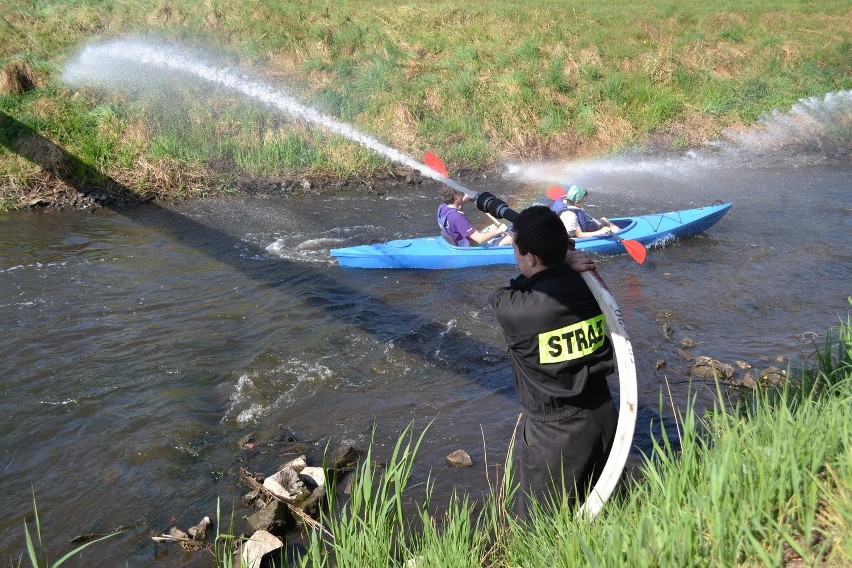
[1,96,850,565]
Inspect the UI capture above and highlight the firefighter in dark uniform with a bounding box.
[489,205,617,520]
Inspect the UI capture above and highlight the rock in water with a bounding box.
[446,449,473,468]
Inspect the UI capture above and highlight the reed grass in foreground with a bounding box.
[285,315,850,567]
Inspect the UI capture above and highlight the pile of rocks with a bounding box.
[656,321,788,388]
[151,443,362,567]
[238,444,362,568]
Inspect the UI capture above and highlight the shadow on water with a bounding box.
[0,110,515,400]
[0,104,674,372]
[1,109,650,404]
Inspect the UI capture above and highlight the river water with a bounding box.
[1,97,850,565]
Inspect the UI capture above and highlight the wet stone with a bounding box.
[246,501,294,536]
[241,530,284,568]
[446,449,473,468]
[327,444,362,471]
[676,347,695,362]
[691,356,735,380]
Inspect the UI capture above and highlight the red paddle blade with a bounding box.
[619,238,647,264]
[546,184,566,200]
[423,152,448,178]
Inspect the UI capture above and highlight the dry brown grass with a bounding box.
[28,96,63,122]
[264,51,310,81]
[383,102,418,150]
[422,86,444,115]
[778,41,803,65]
[700,11,749,30]
[0,61,35,95]
[499,127,549,162]
[0,162,67,208]
[578,46,603,66]
[592,114,636,152]
[116,156,211,200]
[0,128,212,208]
[648,110,729,149]
[538,130,586,161]
[14,132,67,175]
[680,41,754,78]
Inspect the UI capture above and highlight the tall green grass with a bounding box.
[285,314,851,567]
[299,423,432,566]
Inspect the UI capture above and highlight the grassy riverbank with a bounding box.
[216,316,851,567]
[1,1,849,210]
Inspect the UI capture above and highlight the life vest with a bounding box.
[437,206,469,247]
[561,205,599,232]
[550,198,568,215]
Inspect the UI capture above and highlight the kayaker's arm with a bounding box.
[575,224,613,238]
[574,213,620,238]
[468,227,505,245]
[599,217,621,233]
[574,214,622,238]
[457,194,509,244]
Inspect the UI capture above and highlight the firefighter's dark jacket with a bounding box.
[489,263,615,422]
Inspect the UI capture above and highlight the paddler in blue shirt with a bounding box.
[551,185,620,239]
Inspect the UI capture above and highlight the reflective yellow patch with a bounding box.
[538,314,606,364]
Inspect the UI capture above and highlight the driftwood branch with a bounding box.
[70,524,132,544]
[151,535,190,543]
[151,532,205,551]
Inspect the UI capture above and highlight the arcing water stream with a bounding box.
[62,38,473,191]
[0,37,848,565]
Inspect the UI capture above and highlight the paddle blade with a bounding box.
[424,152,449,178]
[546,184,566,200]
[619,238,647,264]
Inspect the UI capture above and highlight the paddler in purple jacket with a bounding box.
[437,187,513,247]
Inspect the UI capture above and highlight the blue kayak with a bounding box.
[331,202,732,269]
